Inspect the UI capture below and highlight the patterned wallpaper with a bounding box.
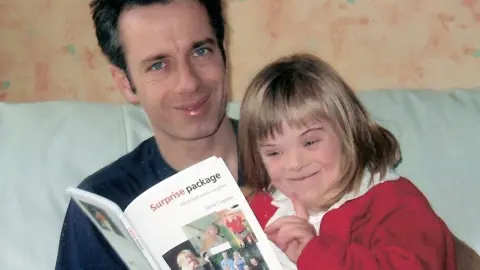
[0,0,479,103]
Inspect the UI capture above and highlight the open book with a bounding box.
[66,156,282,270]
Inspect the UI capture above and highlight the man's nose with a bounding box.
[176,62,200,93]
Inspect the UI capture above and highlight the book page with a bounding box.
[66,187,158,270]
[124,157,282,270]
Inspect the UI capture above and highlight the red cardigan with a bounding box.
[249,177,457,270]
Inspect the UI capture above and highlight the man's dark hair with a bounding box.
[89,0,226,71]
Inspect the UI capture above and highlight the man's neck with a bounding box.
[155,117,238,179]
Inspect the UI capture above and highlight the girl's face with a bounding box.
[258,120,343,211]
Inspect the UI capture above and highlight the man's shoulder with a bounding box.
[78,137,156,190]
[77,137,172,208]
[56,138,162,268]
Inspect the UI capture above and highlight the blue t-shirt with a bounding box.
[221,258,235,270]
[55,119,243,269]
[235,258,246,270]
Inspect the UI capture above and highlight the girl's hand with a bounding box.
[264,195,316,263]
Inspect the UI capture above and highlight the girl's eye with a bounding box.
[193,47,211,57]
[265,150,281,157]
[304,140,320,147]
[150,61,166,71]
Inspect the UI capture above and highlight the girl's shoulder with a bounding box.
[352,177,437,218]
[368,177,429,202]
[246,191,278,228]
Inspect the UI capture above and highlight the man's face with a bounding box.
[117,0,227,141]
[185,253,199,267]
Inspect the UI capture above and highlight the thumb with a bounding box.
[291,193,309,220]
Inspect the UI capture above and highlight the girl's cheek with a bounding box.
[264,162,277,177]
[267,169,283,186]
[263,159,285,187]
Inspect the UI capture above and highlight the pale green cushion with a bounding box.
[358,89,480,251]
[0,88,479,269]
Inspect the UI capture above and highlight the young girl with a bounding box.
[238,53,457,269]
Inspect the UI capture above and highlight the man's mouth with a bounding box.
[175,95,210,116]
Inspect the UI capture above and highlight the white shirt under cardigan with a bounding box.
[266,169,401,270]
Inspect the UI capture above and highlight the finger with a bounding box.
[274,225,314,247]
[265,216,309,232]
[267,223,299,248]
[278,237,298,252]
[275,233,296,250]
[265,231,280,246]
[266,231,290,250]
[276,227,313,242]
[266,216,308,229]
[264,224,279,234]
[282,225,315,241]
[266,231,277,243]
[284,240,301,260]
[291,193,309,220]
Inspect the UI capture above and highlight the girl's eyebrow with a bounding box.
[300,126,324,136]
[259,143,276,147]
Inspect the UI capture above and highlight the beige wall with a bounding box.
[1,0,479,103]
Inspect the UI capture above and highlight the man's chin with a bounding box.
[155,107,227,141]
[190,111,227,140]
[174,122,222,141]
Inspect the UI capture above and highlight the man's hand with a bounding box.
[264,194,316,263]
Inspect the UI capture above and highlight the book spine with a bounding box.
[119,215,161,270]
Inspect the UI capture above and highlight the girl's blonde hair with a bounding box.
[238,53,401,208]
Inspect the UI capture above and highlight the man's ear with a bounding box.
[110,65,139,104]
[221,39,231,101]
[223,39,228,69]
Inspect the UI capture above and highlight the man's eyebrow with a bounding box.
[192,38,215,49]
[140,38,216,67]
[140,53,167,67]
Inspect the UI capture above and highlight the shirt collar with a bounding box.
[270,168,400,215]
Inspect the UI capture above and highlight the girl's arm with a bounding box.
[297,202,455,270]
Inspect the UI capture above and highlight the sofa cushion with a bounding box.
[0,89,479,270]
[0,101,239,269]
[0,102,144,269]
[357,89,480,254]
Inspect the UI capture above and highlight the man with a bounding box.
[220,252,235,270]
[176,249,214,270]
[55,0,241,268]
[248,257,264,270]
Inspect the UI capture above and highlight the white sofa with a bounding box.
[1,88,479,270]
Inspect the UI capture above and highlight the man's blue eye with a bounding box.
[194,47,210,56]
[151,62,165,70]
